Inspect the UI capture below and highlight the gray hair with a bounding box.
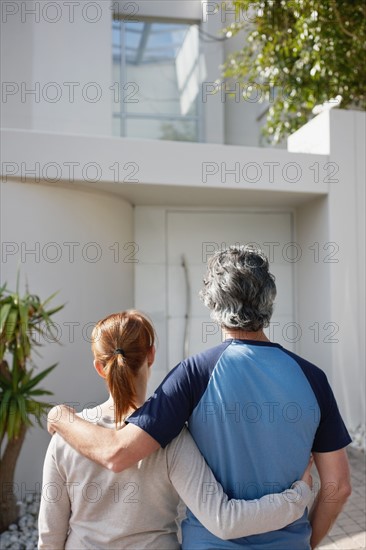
[199,245,277,332]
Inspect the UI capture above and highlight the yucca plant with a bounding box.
[0,278,64,532]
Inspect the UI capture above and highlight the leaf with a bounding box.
[16,269,20,295]
[4,308,18,341]
[42,291,60,308]
[15,394,26,423]
[21,364,57,392]
[18,301,29,346]
[0,389,12,436]
[11,355,21,390]
[0,387,12,409]
[27,389,54,396]
[27,399,53,427]
[19,368,34,389]
[6,398,16,439]
[43,305,64,317]
[0,282,7,295]
[16,339,25,369]
[0,303,12,334]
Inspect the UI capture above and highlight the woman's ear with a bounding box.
[94,359,107,379]
[147,345,156,368]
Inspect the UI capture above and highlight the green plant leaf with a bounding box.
[21,364,57,393]
[16,340,25,369]
[16,394,33,426]
[6,399,16,439]
[0,389,12,436]
[18,301,29,344]
[4,308,18,341]
[42,291,60,308]
[27,399,53,427]
[43,305,64,318]
[0,277,64,441]
[0,282,7,295]
[11,355,21,391]
[27,389,54,396]
[16,269,20,295]
[0,388,12,409]
[0,303,12,334]
[19,368,34,389]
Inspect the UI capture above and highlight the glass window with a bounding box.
[113,19,202,142]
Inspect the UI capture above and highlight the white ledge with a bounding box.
[1,128,329,206]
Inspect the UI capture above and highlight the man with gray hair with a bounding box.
[49,245,352,549]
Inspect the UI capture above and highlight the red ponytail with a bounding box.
[91,310,155,426]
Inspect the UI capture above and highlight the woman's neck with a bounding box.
[99,396,147,422]
[100,376,147,420]
[98,396,115,418]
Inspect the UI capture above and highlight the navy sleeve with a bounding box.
[126,362,192,447]
[310,375,352,453]
[126,341,231,447]
[282,349,352,452]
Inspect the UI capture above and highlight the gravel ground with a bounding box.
[349,423,366,451]
[0,493,40,550]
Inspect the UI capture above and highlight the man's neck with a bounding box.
[222,328,270,342]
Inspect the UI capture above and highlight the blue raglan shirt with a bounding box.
[127,339,351,549]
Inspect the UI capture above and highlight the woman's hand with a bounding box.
[301,455,314,490]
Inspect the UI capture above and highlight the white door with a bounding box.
[167,210,296,369]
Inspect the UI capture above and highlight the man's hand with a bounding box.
[47,404,76,434]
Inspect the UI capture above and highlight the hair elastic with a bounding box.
[114,348,126,357]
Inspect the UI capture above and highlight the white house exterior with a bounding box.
[1,0,365,489]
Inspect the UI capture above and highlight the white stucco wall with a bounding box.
[326,111,365,432]
[0,179,134,487]
[291,110,366,433]
[1,0,113,135]
[295,196,331,373]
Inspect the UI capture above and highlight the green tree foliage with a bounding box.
[223,1,366,142]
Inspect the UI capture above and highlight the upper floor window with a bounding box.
[113,18,202,142]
